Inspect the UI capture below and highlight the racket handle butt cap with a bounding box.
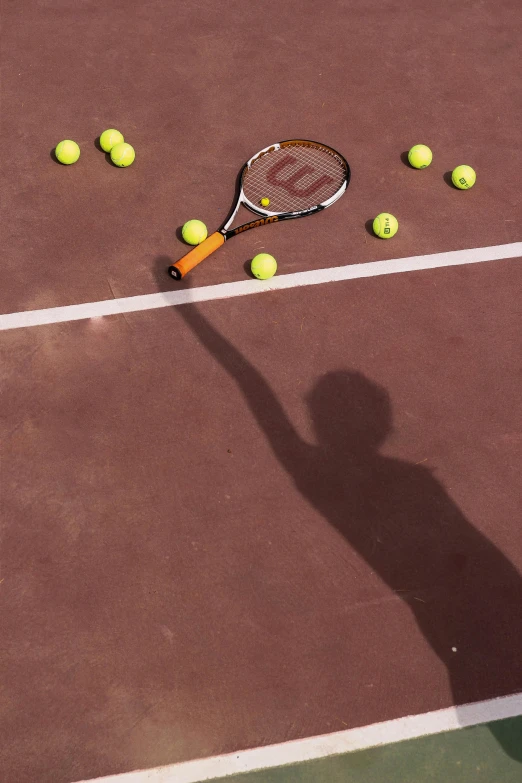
[168,231,225,280]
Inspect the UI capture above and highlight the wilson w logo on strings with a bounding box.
[265,154,334,197]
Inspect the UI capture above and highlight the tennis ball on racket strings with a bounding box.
[408,144,432,169]
[451,165,476,189]
[110,142,135,167]
[55,140,80,164]
[182,220,208,245]
[100,129,124,152]
[260,197,270,207]
[373,213,398,239]
[251,253,277,280]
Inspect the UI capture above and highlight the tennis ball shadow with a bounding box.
[243,259,257,279]
[93,137,122,166]
[105,152,121,167]
[400,151,411,167]
[443,171,456,188]
[365,218,376,237]
[49,148,61,164]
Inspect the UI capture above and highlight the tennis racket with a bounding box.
[168,139,350,280]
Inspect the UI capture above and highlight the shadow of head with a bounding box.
[306,370,392,453]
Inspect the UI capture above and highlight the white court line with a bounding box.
[75,692,522,783]
[1,242,521,331]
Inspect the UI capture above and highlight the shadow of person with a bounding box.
[488,717,522,763]
[154,257,522,761]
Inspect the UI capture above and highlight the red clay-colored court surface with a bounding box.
[1,2,521,782]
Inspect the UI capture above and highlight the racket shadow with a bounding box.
[153,258,522,761]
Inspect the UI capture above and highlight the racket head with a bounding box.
[238,140,350,219]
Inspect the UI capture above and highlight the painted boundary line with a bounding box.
[76,693,522,783]
[2,242,521,331]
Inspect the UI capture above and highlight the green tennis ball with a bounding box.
[451,165,476,189]
[110,142,135,167]
[373,213,398,239]
[55,140,80,165]
[408,144,432,169]
[251,253,277,280]
[100,129,124,152]
[182,220,208,245]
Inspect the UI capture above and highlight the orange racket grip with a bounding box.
[168,232,225,280]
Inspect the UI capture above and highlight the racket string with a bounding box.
[243,143,347,214]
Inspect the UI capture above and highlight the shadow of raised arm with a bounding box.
[176,296,310,474]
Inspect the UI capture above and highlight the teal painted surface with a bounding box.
[207,717,522,783]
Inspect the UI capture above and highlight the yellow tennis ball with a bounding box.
[373,213,398,239]
[100,129,124,152]
[182,220,208,245]
[260,197,270,207]
[451,165,476,189]
[110,142,135,167]
[55,140,80,165]
[251,253,277,280]
[408,144,432,169]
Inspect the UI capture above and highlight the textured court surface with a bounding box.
[1,1,521,782]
